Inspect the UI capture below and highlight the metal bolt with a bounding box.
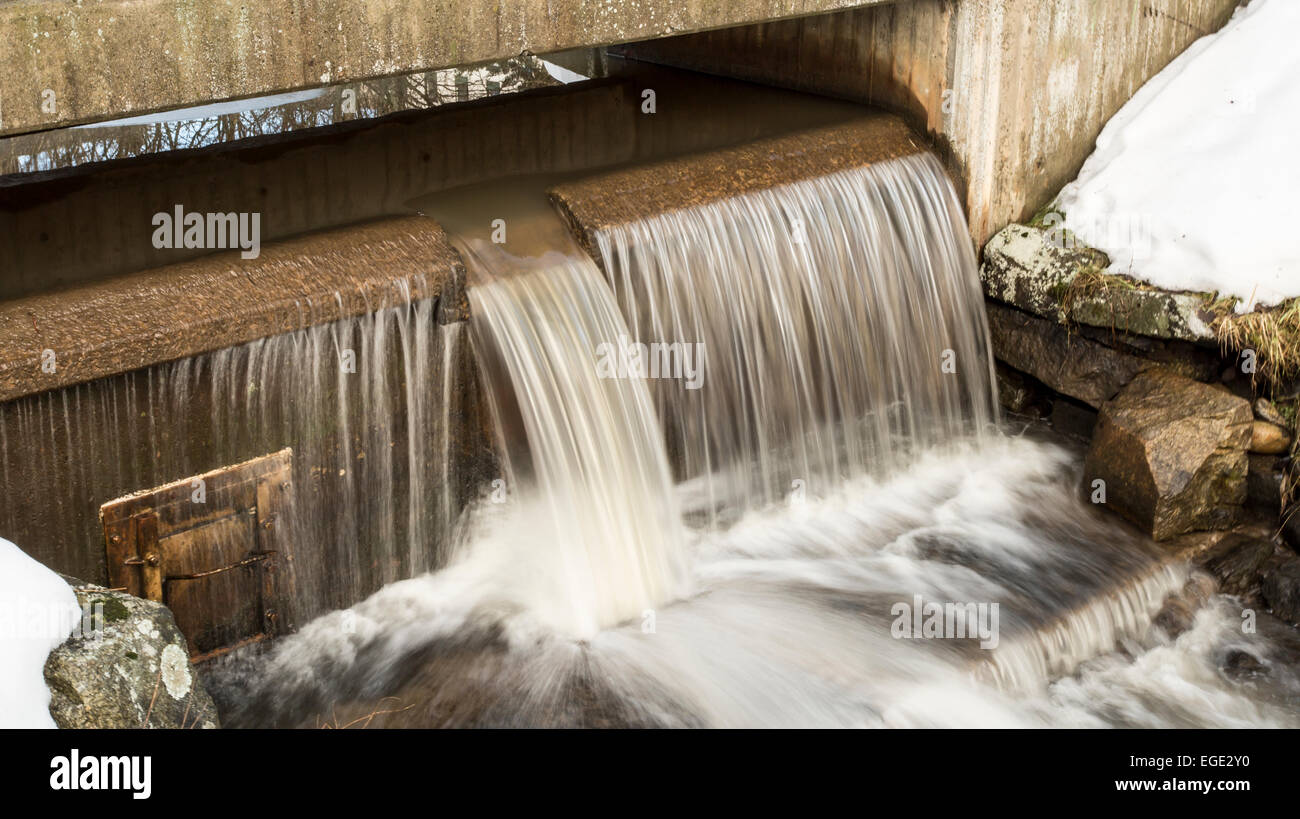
[110,534,122,545]
[144,552,160,567]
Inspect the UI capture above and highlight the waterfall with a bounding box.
[466,246,688,637]
[215,150,1300,729]
[592,152,998,519]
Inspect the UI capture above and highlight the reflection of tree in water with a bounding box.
[2,57,563,176]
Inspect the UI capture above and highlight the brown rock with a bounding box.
[1249,420,1292,454]
[1198,532,1275,596]
[985,303,1148,409]
[1084,369,1252,540]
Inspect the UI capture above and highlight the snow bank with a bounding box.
[0,538,80,728]
[1059,0,1300,311]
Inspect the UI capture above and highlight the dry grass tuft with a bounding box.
[1215,298,1300,387]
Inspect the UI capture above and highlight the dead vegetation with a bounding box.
[1215,298,1300,387]
[316,697,415,729]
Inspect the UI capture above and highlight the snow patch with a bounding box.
[0,538,80,728]
[1059,0,1300,311]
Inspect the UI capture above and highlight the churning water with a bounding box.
[215,153,1300,728]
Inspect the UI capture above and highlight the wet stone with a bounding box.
[1199,532,1276,596]
[1250,420,1292,455]
[1084,369,1251,540]
[1262,558,1300,625]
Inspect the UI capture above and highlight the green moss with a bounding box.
[1026,201,1064,228]
[1278,401,1298,429]
[91,596,131,623]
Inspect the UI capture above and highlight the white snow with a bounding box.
[1058,0,1300,312]
[0,538,80,728]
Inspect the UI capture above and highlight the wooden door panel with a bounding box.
[101,448,296,660]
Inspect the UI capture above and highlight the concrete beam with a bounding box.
[0,215,465,403]
[550,114,923,264]
[0,0,887,138]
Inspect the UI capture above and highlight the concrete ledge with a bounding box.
[549,114,923,262]
[0,0,887,138]
[0,216,465,403]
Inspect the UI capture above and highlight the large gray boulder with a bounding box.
[44,581,219,729]
[1084,369,1252,540]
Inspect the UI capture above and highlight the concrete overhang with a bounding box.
[0,0,890,138]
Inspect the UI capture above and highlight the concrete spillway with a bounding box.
[0,216,466,404]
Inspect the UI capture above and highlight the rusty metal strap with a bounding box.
[166,552,277,582]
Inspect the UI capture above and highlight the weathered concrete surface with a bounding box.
[0,216,464,403]
[1085,369,1252,541]
[0,0,890,138]
[616,0,1240,244]
[45,579,219,729]
[550,114,923,263]
[981,223,1218,344]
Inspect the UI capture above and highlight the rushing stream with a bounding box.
[211,150,1300,728]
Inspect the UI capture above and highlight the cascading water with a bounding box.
[463,243,689,637]
[215,151,1300,728]
[0,282,470,619]
[592,152,996,518]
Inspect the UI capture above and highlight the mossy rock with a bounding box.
[43,580,220,729]
[981,223,1217,343]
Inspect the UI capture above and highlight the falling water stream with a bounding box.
[0,283,470,620]
[213,150,1300,728]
